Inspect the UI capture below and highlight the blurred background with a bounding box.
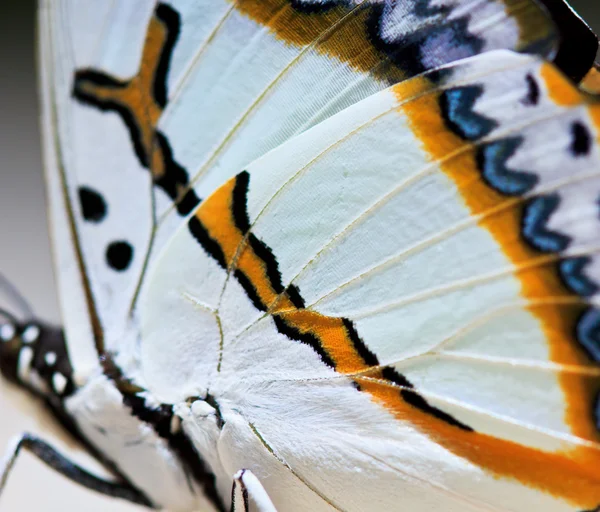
[0,1,599,510]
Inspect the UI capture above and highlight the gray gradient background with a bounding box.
[0,1,599,510]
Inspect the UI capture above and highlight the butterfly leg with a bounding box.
[231,469,278,512]
[0,433,153,507]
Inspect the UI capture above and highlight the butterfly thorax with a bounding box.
[0,320,75,409]
[0,318,226,510]
[63,371,220,510]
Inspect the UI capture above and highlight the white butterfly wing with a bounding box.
[40,1,158,375]
[39,2,600,509]
[142,51,600,511]
[40,0,581,376]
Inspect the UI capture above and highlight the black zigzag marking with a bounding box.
[188,216,227,269]
[232,171,251,234]
[154,132,201,215]
[401,389,474,431]
[273,314,337,368]
[153,3,181,108]
[72,71,148,167]
[440,86,498,141]
[286,284,306,309]
[230,171,286,303]
[234,269,267,312]
[476,137,538,196]
[560,257,598,298]
[344,318,473,430]
[342,318,378,367]
[72,4,198,218]
[246,234,286,296]
[522,194,571,253]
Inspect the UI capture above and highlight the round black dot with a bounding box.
[78,187,107,222]
[106,241,133,271]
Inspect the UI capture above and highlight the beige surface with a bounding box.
[0,1,599,511]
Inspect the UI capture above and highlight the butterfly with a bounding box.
[1,0,600,510]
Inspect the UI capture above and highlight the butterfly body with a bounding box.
[2,0,600,511]
[65,373,209,511]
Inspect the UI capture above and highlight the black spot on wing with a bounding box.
[570,121,592,157]
[522,74,540,106]
[106,241,134,271]
[78,187,107,222]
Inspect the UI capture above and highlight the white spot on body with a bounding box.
[44,352,57,366]
[0,324,15,341]
[21,325,40,344]
[52,373,68,394]
[52,372,67,395]
[191,400,215,418]
[17,347,34,381]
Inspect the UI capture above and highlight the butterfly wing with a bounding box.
[141,50,600,511]
[41,0,592,378]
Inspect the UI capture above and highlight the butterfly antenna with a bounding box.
[0,271,34,320]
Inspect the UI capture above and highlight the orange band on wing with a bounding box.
[359,376,600,507]
[188,171,470,433]
[394,70,600,506]
[233,0,555,79]
[187,64,600,506]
